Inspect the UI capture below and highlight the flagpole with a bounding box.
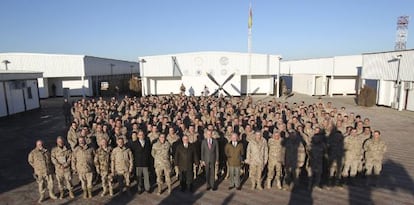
[247,2,252,96]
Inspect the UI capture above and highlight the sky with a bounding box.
[0,0,413,61]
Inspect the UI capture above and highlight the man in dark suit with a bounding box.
[201,130,219,191]
[130,130,152,194]
[175,135,199,192]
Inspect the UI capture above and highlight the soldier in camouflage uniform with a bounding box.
[67,122,78,150]
[342,129,362,184]
[266,132,285,189]
[327,130,344,187]
[363,130,387,186]
[51,136,74,199]
[94,138,113,196]
[148,125,160,144]
[95,124,110,148]
[167,127,180,178]
[28,140,58,203]
[283,130,306,190]
[308,131,326,190]
[151,134,172,195]
[72,137,95,199]
[111,137,133,194]
[245,131,268,190]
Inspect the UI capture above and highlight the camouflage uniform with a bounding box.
[72,144,95,198]
[342,136,362,178]
[284,133,306,189]
[111,146,133,192]
[364,138,387,176]
[94,147,113,196]
[326,131,344,185]
[266,137,285,189]
[308,134,325,189]
[95,131,110,147]
[67,127,78,150]
[151,140,172,194]
[51,145,74,199]
[28,147,57,202]
[167,133,180,177]
[148,132,160,144]
[246,137,268,190]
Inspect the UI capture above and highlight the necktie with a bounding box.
[208,139,212,149]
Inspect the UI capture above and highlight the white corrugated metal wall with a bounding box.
[362,50,414,111]
[0,83,7,117]
[281,55,362,95]
[140,52,281,96]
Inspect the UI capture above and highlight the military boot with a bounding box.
[101,187,107,197]
[59,190,64,199]
[175,167,179,178]
[167,184,172,194]
[266,180,272,189]
[276,179,282,190]
[250,181,256,190]
[49,191,58,200]
[68,190,75,199]
[38,192,45,203]
[257,183,263,190]
[83,189,88,199]
[157,183,162,195]
[87,188,93,198]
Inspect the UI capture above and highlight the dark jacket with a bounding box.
[201,138,219,164]
[174,143,199,171]
[225,141,244,167]
[130,139,152,167]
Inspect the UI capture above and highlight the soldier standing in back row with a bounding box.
[28,140,58,203]
[72,137,95,199]
[94,138,113,196]
[67,122,78,150]
[151,134,172,195]
[364,130,387,186]
[51,136,74,199]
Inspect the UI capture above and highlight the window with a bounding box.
[27,87,33,99]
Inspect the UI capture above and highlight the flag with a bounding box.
[248,4,252,29]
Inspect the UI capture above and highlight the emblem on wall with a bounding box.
[195,57,203,66]
[219,57,229,65]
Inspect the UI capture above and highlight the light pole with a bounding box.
[139,59,146,96]
[277,56,282,98]
[390,54,403,110]
[396,54,403,111]
[2,60,10,70]
[110,63,115,77]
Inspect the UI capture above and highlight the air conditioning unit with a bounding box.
[403,81,413,90]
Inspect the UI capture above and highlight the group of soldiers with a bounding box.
[28,94,387,203]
